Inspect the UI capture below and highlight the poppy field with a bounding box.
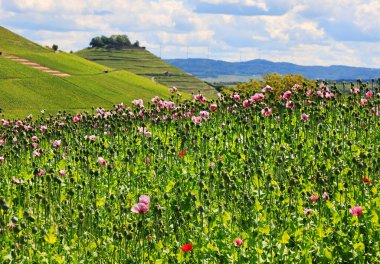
[0,82,380,263]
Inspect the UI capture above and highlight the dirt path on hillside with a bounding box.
[3,55,71,77]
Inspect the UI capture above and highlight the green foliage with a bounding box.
[236,73,313,96]
[52,44,58,51]
[89,35,135,49]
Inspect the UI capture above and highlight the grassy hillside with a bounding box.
[0,27,177,118]
[76,48,217,97]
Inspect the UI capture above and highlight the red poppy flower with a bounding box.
[181,244,193,252]
[362,177,371,185]
[179,150,186,158]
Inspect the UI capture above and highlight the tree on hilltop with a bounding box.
[89,35,138,49]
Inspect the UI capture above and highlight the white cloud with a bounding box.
[0,0,380,67]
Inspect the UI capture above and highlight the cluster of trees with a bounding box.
[89,35,140,49]
[234,73,314,96]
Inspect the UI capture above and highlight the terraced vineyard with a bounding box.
[76,48,217,98]
[0,27,175,118]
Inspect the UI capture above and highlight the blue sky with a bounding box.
[1,0,380,67]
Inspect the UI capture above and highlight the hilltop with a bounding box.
[165,58,380,81]
[76,48,217,97]
[0,27,174,118]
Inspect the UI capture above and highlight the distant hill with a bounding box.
[0,26,175,118]
[165,58,380,81]
[76,48,217,97]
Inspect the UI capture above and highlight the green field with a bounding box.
[76,48,217,97]
[0,27,179,118]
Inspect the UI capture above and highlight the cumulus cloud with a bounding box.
[0,0,379,67]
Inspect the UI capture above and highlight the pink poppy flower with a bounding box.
[352,87,361,94]
[144,131,152,137]
[191,116,202,124]
[194,94,201,101]
[262,85,272,93]
[12,177,24,185]
[233,94,241,101]
[53,140,61,148]
[306,89,313,96]
[366,91,374,98]
[131,203,149,214]
[292,83,300,90]
[360,99,367,105]
[362,177,371,185]
[40,125,47,131]
[250,93,264,102]
[234,238,243,246]
[201,96,207,103]
[73,116,80,123]
[32,151,40,157]
[210,104,218,111]
[139,195,150,207]
[310,195,318,202]
[349,206,363,216]
[36,169,45,176]
[0,156,4,163]
[322,192,329,200]
[283,90,292,100]
[301,113,309,121]
[261,108,273,117]
[59,169,67,177]
[200,111,210,120]
[285,100,293,108]
[243,100,250,108]
[304,208,313,215]
[31,136,38,141]
[98,157,107,167]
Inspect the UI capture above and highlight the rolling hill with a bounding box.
[0,26,175,118]
[165,58,380,81]
[76,48,217,97]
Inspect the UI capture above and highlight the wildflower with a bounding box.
[310,195,318,202]
[144,131,152,137]
[285,100,293,108]
[59,170,67,177]
[362,177,371,185]
[145,157,151,164]
[352,87,361,94]
[234,238,243,246]
[131,203,149,214]
[200,111,209,120]
[52,140,61,148]
[360,99,368,105]
[306,89,313,96]
[73,116,80,123]
[283,90,292,100]
[181,244,193,252]
[194,94,201,101]
[322,192,330,200]
[292,83,300,90]
[36,169,45,176]
[210,104,218,111]
[201,96,207,103]
[261,108,273,117]
[304,208,312,215]
[12,177,24,185]
[301,113,309,121]
[262,85,272,93]
[349,206,363,216]
[250,93,265,102]
[366,91,374,98]
[98,157,107,167]
[31,136,38,141]
[233,94,241,101]
[40,125,47,131]
[191,116,202,124]
[12,137,17,142]
[0,156,4,163]
[32,151,40,157]
[179,150,186,158]
[242,100,250,108]
[139,195,150,207]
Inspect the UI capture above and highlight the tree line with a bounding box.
[89,35,140,49]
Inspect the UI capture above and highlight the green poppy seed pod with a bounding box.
[11,216,18,224]
[32,226,38,234]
